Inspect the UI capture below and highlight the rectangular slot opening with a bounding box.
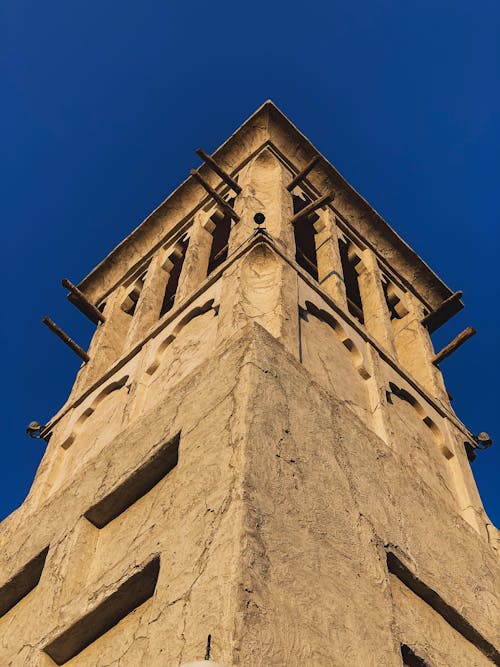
[160,236,190,317]
[387,551,500,664]
[0,546,49,617]
[292,194,319,281]
[43,556,160,665]
[84,433,180,528]
[207,211,231,275]
[338,237,364,324]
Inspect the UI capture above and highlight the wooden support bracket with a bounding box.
[195,148,241,194]
[287,156,321,191]
[290,192,335,224]
[421,290,463,334]
[62,279,105,325]
[42,317,90,362]
[432,326,476,366]
[190,170,240,222]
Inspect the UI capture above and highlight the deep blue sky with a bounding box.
[2,2,499,524]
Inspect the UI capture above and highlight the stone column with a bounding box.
[217,148,299,358]
[364,346,393,447]
[392,292,449,404]
[357,248,396,357]
[70,286,131,398]
[125,252,170,347]
[228,147,295,256]
[314,208,347,309]
[175,211,215,304]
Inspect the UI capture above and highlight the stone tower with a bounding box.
[1,101,498,667]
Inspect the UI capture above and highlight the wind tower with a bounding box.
[1,102,499,667]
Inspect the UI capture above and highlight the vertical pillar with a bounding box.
[70,286,131,398]
[217,148,299,358]
[441,420,489,539]
[125,252,170,347]
[392,292,449,404]
[364,346,393,446]
[357,249,396,356]
[229,147,295,254]
[175,211,215,303]
[313,208,347,309]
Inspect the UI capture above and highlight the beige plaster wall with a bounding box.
[1,108,496,665]
[1,324,497,666]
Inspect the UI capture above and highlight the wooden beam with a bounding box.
[62,279,105,325]
[195,149,241,194]
[42,317,90,362]
[190,170,240,222]
[287,156,321,191]
[421,291,463,334]
[432,326,476,366]
[290,193,334,224]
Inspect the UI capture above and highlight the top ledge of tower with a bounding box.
[76,99,461,315]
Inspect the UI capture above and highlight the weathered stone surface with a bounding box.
[1,103,497,666]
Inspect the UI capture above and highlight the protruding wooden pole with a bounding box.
[42,317,90,362]
[62,279,105,325]
[290,193,334,224]
[195,148,242,194]
[287,156,321,192]
[190,170,240,222]
[432,326,476,366]
[421,290,463,334]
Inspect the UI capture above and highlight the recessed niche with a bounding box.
[43,556,160,665]
[84,433,180,528]
[0,546,49,617]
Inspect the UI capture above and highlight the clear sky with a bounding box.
[2,1,499,525]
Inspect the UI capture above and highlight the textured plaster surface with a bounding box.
[1,324,498,665]
[1,107,498,666]
[76,102,458,312]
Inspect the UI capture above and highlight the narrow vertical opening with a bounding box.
[160,236,189,317]
[338,238,364,324]
[207,211,231,275]
[292,194,318,280]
